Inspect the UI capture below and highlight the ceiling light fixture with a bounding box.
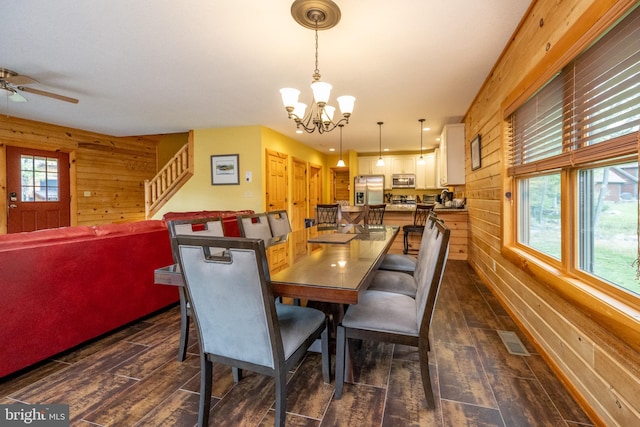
[280,0,355,134]
[376,122,385,167]
[417,118,425,165]
[336,124,346,167]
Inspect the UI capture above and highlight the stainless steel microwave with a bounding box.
[391,174,415,188]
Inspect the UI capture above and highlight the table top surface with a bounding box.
[156,224,399,304]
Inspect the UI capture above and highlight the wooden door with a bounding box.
[333,168,350,203]
[309,164,322,220]
[265,149,288,212]
[6,146,70,233]
[291,158,307,231]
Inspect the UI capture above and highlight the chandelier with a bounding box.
[280,0,355,134]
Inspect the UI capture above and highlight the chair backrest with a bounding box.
[413,204,435,226]
[237,213,273,241]
[413,219,450,336]
[315,204,340,225]
[266,210,292,236]
[166,217,225,262]
[175,235,282,368]
[365,204,386,225]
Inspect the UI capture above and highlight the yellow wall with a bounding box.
[157,132,189,169]
[154,126,329,218]
[464,0,640,425]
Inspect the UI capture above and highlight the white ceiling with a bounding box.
[0,0,530,154]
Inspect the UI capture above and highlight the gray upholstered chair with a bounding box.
[174,235,331,427]
[334,220,450,408]
[364,203,386,225]
[378,210,438,274]
[266,210,292,236]
[166,217,225,361]
[237,212,273,240]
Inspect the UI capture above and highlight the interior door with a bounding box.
[291,158,307,231]
[6,146,70,233]
[265,149,288,212]
[309,164,322,220]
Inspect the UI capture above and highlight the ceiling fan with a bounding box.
[0,68,79,104]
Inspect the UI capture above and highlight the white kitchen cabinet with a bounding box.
[415,152,438,189]
[390,156,416,174]
[357,156,394,189]
[439,124,465,186]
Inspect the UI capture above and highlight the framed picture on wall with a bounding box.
[470,134,481,171]
[211,154,239,185]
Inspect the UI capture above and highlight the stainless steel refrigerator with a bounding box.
[354,175,385,206]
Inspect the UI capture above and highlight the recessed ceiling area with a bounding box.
[0,0,530,154]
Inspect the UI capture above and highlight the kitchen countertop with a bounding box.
[342,204,467,213]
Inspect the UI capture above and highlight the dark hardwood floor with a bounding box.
[0,260,594,426]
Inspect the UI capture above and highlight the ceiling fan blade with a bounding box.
[5,74,38,85]
[9,91,27,102]
[18,86,79,104]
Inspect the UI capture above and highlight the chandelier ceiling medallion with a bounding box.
[280,0,355,134]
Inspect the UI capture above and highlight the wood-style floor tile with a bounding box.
[321,382,385,426]
[135,389,201,427]
[207,372,276,426]
[440,399,505,427]
[286,353,335,420]
[383,359,442,426]
[470,328,535,378]
[436,341,498,408]
[525,355,593,425]
[488,374,568,427]
[349,340,394,388]
[82,357,200,426]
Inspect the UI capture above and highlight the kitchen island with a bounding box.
[341,204,468,260]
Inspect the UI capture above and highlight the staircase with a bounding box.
[144,132,194,218]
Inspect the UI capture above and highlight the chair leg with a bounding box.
[418,340,436,409]
[321,319,331,383]
[232,367,242,383]
[403,230,410,254]
[198,355,213,427]
[335,325,346,399]
[275,369,287,427]
[178,289,189,362]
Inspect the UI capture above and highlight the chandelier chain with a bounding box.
[314,20,320,78]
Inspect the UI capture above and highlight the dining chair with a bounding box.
[315,203,340,227]
[266,209,292,236]
[378,210,438,274]
[334,219,450,408]
[402,203,435,254]
[369,216,442,298]
[166,217,225,362]
[364,203,386,225]
[174,235,331,427]
[237,212,273,241]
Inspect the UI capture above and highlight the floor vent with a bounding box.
[497,330,530,356]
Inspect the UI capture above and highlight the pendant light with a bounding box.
[336,124,346,167]
[417,118,425,165]
[376,121,384,167]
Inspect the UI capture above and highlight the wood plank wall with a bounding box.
[0,115,161,232]
[464,0,640,425]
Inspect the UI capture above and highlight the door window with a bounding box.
[20,155,59,202]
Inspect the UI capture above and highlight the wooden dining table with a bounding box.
[154,224,399,305]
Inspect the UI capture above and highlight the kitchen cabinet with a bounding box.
[439,123,465,186]
[415,152,438,189]
[390,156,415,174]
[357,156,392,188]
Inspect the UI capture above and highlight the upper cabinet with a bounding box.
[439,124,465,186]
[390,156,415,174]
[415,152,439,189]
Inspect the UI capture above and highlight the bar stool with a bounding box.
[402,204,434,254]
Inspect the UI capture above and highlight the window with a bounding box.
[20,155,60,202]
[508,5,640,297]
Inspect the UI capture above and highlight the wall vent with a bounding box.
[497,330,530,356]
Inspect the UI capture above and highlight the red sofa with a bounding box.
[0,210,252,378]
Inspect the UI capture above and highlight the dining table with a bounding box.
[155,223,399,305]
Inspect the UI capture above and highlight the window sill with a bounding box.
[502,245,640,353]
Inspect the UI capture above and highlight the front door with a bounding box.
[6,146,70,233]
